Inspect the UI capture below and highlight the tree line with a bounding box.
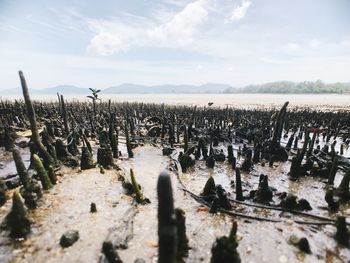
[223,80,350,94]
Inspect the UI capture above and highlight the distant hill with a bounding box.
[223,81,350,94]
[2,81,350,95]
[2,83,230,95]
[39,85,89,95]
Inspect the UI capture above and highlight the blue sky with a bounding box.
[0,0,349,89]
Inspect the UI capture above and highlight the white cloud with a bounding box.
[340,38,350,48]
[228,0,251,22]
[149,0,209,45]
[197,64,204,70]
[87,0,210,55]
[283,42,301,52]
[308,38,321,49]
[260,56,293,65]
[88,32,127,56]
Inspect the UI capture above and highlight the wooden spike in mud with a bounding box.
[32,154,53,190]
[253,174,273,203]
[289,130,310,178]
[298,130,310,165]
[110,130,119,159]
[81,146,96,170]
[285,133,294,151]
[201,176,216,197]
[18,71,54,167]
[56,92,62,114]
[306,131,317,158]
[12,148,31,189]
[157,170,177,263]
[3,126,14,151]
[47,143,59,167]
[235,168,244,201]
[82,133,93,154]
[13,148,42,208]
[336,169,350,199]
[124,121,134,158]
[97,146,114,169]
[183,125,188,153]
[334,216,349,247]
[1,192,31,238]
[130,169,147,204]
[210,221,241,263]
[228,221,238,244]
[109,111,119,158]
[271,101,289,146]
[168,122,175,148]
[47,165,57,185]
[0,178,6,207]
[293,136,299,150]
[60,94,70,136]
[174,208,189,260]
[90,202,97,213]
[324,189,339,211]
[327,158,338,185]
[67,131,79,156]
[227,145,234,164]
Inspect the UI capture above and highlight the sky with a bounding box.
[0,0,349,90]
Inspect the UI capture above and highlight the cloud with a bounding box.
[88,32,127,56]
[260,56,293,65]
[340,38,350,48]
[148,0,209,45]
[308,38,321,49]
[228,0,251,22]
[283,42,301,52]
[87,0,210,56]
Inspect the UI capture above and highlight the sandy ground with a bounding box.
[2,93,350,110]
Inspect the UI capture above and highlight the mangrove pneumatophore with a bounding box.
[178,152,195,172]
[251,174,273,204]
[0,178,6,207]
[124,121,134,158]
[235,168,244,201]
[97,146,114,169]
[1,192,31,238]
[13,148,42,208]
[81,146,96,170]
[210,221,241,263]
[32,154,53,190]
[157,170,177,263]
[174,208,189,260]
[19,71,54,168]
[334,216,349,247]
[335,169,350,199]
[130,169,150,204]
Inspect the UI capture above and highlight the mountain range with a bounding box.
[2,81,350,95]
[1,83,230,95]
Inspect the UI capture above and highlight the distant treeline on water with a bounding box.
[224,80,350,94]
